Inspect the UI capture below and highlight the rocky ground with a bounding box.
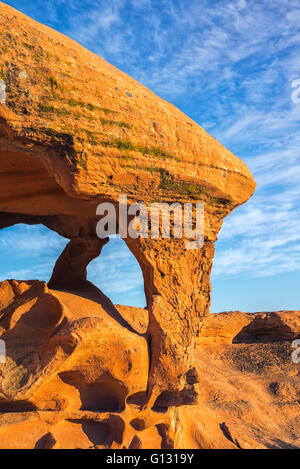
[0,280,299,449]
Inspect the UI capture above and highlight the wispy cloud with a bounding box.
[88,236,144,295]
[0,225,66,256]
[0,227,145,303]
[0,225,66,282]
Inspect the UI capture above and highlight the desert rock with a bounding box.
[0,2,257,407]
[4,3,295,450]
[0,281,299,449]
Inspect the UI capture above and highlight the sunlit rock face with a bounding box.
[0,281,299,449]
[0,3,276,449]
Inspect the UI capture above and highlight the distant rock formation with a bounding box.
[198,310,300,345]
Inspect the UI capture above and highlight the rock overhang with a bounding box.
[0,1,255,216]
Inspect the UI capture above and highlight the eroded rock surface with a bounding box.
[198,310,300,345]
[0,2,257,423]
[0,281,299,449]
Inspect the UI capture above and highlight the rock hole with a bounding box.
[0,224,67,284]
[126,391,148,407]
[67,419,110,446]
[100,415,125,446]
[152,388,197,411]
[35,432,57,449]
[59,370,128,412]
[87,234,146,308]
[129,435,142,449]
[156,423,174,449]
[130,418,146,431]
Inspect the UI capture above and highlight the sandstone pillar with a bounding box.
[48,236,108,292]
[125,235,215,407]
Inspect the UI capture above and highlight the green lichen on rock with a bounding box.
[38,103,70,116]
[158,169,231,206]
[101,138,176,161]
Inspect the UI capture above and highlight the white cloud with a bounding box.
[87,236,144,294]
[0,225,66,257]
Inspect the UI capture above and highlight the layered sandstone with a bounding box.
[0,0,258,429]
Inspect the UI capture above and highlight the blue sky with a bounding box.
[1,0,300,312]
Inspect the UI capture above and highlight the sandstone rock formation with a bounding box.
[0,2,266,447]
[0,281,299,449]
[198,310,300,345]
[0,2,256,410]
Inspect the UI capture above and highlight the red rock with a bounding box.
[0,2,256,407]
[198,310,300,344]
[0,281,299,449]
[5,4,300,450]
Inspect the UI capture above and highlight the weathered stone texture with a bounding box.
[0,2,266,448]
